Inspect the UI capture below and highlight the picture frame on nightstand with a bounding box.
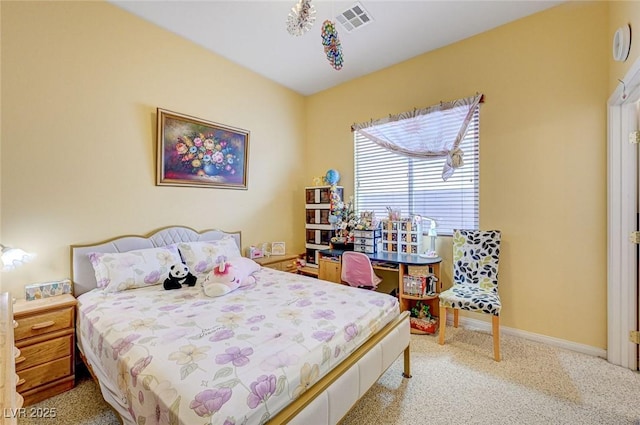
[271,242,286,256]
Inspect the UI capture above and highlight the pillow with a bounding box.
[201,257,260,297]
[177,236,241,276]
[87,246,181,293]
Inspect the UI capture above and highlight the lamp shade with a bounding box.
[0,245,35,271]
[420,216,438,256]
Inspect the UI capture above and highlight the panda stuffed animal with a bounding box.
[164,263,197,290]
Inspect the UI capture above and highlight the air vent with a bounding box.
[336,2,373,33]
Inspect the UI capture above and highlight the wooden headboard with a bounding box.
[70,226,241,297]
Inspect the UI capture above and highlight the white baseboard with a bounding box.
[447,315,607,359]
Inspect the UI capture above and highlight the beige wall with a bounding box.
[306,2,610,348]
[609,1,640,92]
[0,1,306,298]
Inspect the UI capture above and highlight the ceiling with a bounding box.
[111,0,563,96]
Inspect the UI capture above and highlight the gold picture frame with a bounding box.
[156,108,249,189]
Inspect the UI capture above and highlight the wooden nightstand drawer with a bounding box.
[263,260,298,273]
[15,333,73,372]
[282,261,297,273]
[12,294,77,406]
[16,355,72,393]
[253,254,299,273]
[14,307,74,342]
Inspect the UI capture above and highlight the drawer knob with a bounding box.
[31,320,55,330]
[15,356,26,365]
[16,378,26,387]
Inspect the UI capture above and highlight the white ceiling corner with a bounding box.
[110,0,564,96]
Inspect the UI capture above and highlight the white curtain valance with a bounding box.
[351,94,483,180]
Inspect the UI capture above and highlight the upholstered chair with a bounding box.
[438,229,502,361]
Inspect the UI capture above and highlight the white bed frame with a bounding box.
[70,226,411,424]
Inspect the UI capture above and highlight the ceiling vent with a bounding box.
[335,2,373,33]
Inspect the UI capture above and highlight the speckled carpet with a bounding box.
[17,327,640,425]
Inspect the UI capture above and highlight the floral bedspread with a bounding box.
[77,268,399,425]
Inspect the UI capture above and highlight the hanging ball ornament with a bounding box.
[321,20,344,70]
[286,0,316,37]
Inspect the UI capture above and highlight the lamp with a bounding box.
[1,244,35,271]
[421,216,438,258]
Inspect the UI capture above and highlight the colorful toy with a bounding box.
[201,256,260,297]
[321,20,344,70]
[164,263,197,290]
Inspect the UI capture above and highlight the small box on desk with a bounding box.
[25,279,72,301]
[353,228,381,254]
[408,265,432,276]
[352,229,381,239]
[330,242,354,251]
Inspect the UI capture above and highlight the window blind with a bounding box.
[354,107,479,235]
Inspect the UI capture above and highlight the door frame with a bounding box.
[607,57,640,370]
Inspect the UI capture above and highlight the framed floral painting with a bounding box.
[156,108,249,189]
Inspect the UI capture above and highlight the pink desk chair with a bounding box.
[340,251,382,290]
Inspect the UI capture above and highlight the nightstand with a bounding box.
[13,294,77,406]
[253,253,299,273]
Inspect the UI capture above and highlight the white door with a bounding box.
[607,57,640,370]
[636,101,640,370]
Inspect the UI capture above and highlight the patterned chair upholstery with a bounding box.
[438,229,502,361]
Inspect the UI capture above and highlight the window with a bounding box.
[354,106,479,235]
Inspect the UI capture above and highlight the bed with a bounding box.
[71,226,411,424]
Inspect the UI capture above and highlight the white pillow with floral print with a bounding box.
[178,236,241,277]
[87,246,181,293]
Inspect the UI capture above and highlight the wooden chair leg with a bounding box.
[453,309,459,327]
[438,306,447,345]
[492,315,501,362]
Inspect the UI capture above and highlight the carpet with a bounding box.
[17,326,640,425]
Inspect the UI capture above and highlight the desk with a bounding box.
[318,249,443,317]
